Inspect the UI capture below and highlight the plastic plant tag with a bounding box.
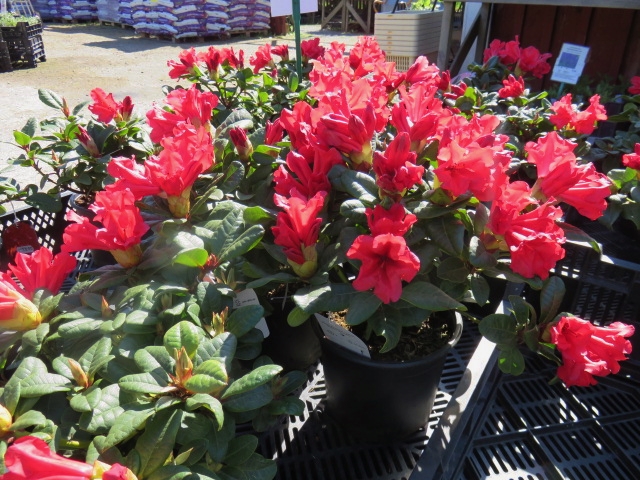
[314,313,370,358]
[233,289,270,338]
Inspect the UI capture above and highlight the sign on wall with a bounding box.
[271,0,318,17]
[550,43,590,85]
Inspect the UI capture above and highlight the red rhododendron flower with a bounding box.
[526,132,611,219]
[516,45,552,78]
[271,44,289,60]
[301,37,325,61]
[622,143,640,170]
[549,94,607,135]
[365,203,417,237]
[146,85,217,143]
[63,189,149,267]
[107,156,161,199]
[628,76,640,95]
[0,274,41,332]
[498,75,525,98]
[316,100,377,168]
[250,44,274,73]
[483,37,520,65]
[404,56,442,87]
[89,88,133,123]
[550,316,635,387]
[8,247,76,297]
[272,190,327,278]
[347,233,420,304]
[264,118,284,146]
[167,47,201,79]
[273,147,343,199]
[373,132,424,199]
[2,436,138,480]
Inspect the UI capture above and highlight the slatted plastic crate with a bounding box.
[0,21,46,68]
[374,10,443,71]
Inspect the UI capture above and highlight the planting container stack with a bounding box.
[374,10,443,71]
[203,0,229,35]
[0,21,46,69]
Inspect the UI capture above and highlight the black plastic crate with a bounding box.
[253,321,484,480]
[0,22,46,68]
[0,196,93,289]
[415,247,640,480]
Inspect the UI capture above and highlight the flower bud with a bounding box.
[0,283,42,331]
[68,358,90,389]
[174,346,193,384]
[110,244,143,269]
[212,307,229,336]
[77,126,101,158]
[119,96,134,122]
[92,460,139,480]
[0,403,13,435]
[229,127,253,162]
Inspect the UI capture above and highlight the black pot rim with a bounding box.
[312,311,463,368]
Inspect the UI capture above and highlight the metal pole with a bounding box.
[292,0,302,78]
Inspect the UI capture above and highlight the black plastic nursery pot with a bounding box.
[261,296,322,372]
[314,311,464,442]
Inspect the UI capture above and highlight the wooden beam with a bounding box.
[441,0,640,9]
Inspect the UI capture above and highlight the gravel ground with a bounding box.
[0,22,361,191]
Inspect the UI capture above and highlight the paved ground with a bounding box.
[0,22,362,192]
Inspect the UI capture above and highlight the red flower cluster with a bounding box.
[3,436,137,479]
[167,46,244,79]
[629,75,640,95]
[550,316,635,386]
[347,204,419,304]
[549,93,607,135]
[63,189,149,268]
[89,87,134,123]
[622,143,640,170]
[0,247,76,331]
[498,74,525,98]
[483,36,552,78]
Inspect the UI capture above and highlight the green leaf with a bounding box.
[119,372,170,394]
[286,306,310,327]
[222,365,282,399]
[103,407,155,449]
[558,222,601,253]
[401,282,466,311]
[293,284,356,314]
[173,247,209,268]
[473,202,489,234]
[437,257,470,282]
[134,347,175,374]
[227,305,265,338]
[339,199,367,220]
[207,415,235,463]
[479,314,518,345]
[10,410,46,431]
[425,216,465,256]
[164,321,203,359]
[497,347,525,375]
[196,333,237,366]
[539,276,566,325]
[135,408,183,478]
[70,383,103,412]
[369,308,402,353]
[220,453,276,480]
[267,397,305,416]
[21,117,38,137]
[80,384,145,435]
[218,224,265,263]
[146,465,192,480]
[223,384,273,412]
[470,274,490,306]
[225,435,258,467]
[185,358,228,394]
[185,394,224,429]
[4,357,70,398]
[39,88,64,109]
[509,295,534,327]
[345,291,381,326]
[469,236,498,269]
[12,129,31,146]
[243,206,274,224]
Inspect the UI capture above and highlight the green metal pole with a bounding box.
[292,0,302,78]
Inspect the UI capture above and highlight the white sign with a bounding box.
[550,43,590,85]
[271,0,318,17]
[233,289,270,338]
[314,314,370,358]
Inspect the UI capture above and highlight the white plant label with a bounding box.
[314,314,370,358]
[233,289,270,338]
[271,0,318,17]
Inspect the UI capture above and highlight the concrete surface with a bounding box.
[0,22,362,193]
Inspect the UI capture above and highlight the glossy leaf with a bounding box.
[223,384,273,412]
[185,394,224,429]
[401,282,465,311]
[479,314,518,345]
[539,276,566,325]
[497,347,525,375]
[345,291,381,326]
[164,321,203,359]
[222,364,282,399]
[226,305,265,338]
[225,435,258,467]
[135,408,183,478]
